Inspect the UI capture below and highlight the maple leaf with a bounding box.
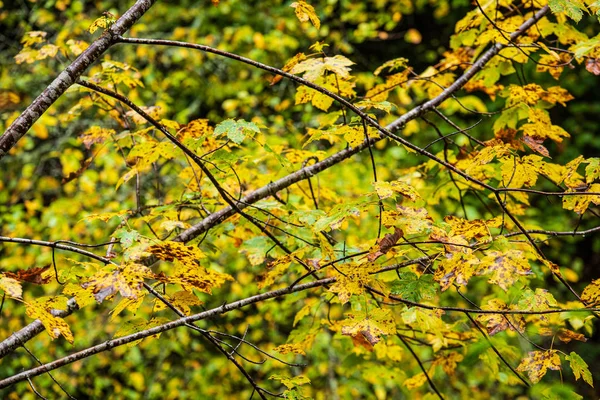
[477,299,525,335]
[516,350,561,384]
[271,53,307,85]
[342,308,396,349]
[328,262,375,304]
[434,252,480,291]
[586,58,600,75]
[0,274,23,299]
[153,290,202,316]
[431,352,464,375]
[391,271,438,302]
[272,343,306,356]
[156,260,233,294]
[82,263,153,303]
[562,183,600,214]
[557,329,587,344]
[444,215,498,240]
[25,296,74,343]
[566,352,594,387]
[585,158,600,183]
[581,278,600,306]
[290,55,354,83]
[290,1,320,30]
[373,180,420,201]
[381,205,433,235]
[549,0,586,22]
[479,250,533,291]
[214,118,260,144]
[522,135,550,158]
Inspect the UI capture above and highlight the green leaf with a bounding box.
[391,272,438,302]
[549,0,586,22]
[566,352,594,387]
[214,119,260,144]
[114,228,141,248]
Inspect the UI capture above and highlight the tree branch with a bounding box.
[0,0,157,159]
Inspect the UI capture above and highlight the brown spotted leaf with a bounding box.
[516,350,561,384]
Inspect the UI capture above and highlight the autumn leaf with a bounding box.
[153,290,202,316]
[82,263,153,303]
[290,55,354,83]
[342,308,396,349]
[381,205,433,235]
[373,180,420,201]
[368,227,403,262]
[4,265,52,285]
[25,296,74,343]
[586,58,600,75]
[479,250,533,291]
[290,1,320,30]
[516,350,561,384]
[328,262,376,304]
[434,251,480,291]
[522,135,550,158]
[477,299,525,335]
[0,275,23,299]
[272,343,306,356]
[581,278,600,306]
[566,352,594,387]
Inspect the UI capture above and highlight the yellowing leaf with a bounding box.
[477,299,525,335]
[566,352,594,387]
[581,278,600,306]
[434,252,480,291]
[153,290,202,316]
[290,1,320,30]
[88,14,116,34]
[342,308,396,348]
[521,108,569,143]
[381,205,433,235]
[562,184,600,214]
[273,344,306,356]
[373,180,420,201]
[329,262,375,304]
[480,250,533,291]
[403,373,427,389]
[516,350,561,384]
[25,296,74,343]
[147,241,205,263]
[290,55,354,82]
[156,261,233,294]
[82,263,153,304]
[0,275,23,299]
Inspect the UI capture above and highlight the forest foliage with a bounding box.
[1,0,600,398]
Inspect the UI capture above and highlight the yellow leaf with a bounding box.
[381,205,433,235]
[373,180,420,201]
[477,299,525,335]
[273,344,306,356]
[403,373,427,389]
[342,308,396,348]
[480,250,533,291]
[516,350,561,384]
[290,1,320,30]
[153,290,202,316]
[434,252,480,291]
[25,296,74,343]
[0,275,23,299]
[581,278,600,306]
